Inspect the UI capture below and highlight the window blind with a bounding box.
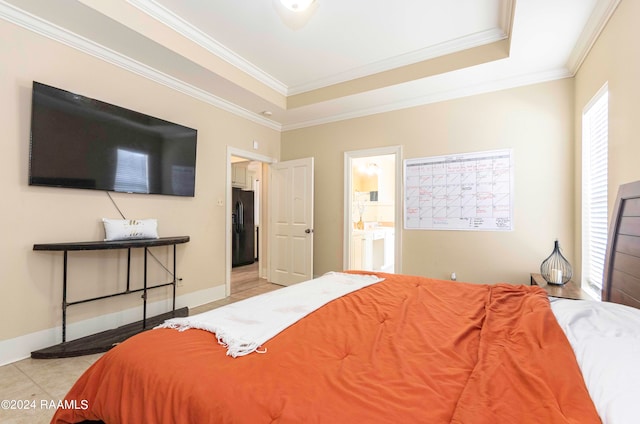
[582,85,608,300]
[114,149,150,193]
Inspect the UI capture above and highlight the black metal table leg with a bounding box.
[172,244,177,313]
[126,248,131,292]
[143,247,148,329]
[62,250,68,343]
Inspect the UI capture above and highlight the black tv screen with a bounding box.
[29,82,197,197]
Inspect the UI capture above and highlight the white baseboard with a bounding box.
[0,285,225,366]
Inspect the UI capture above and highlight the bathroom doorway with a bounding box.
[344,146,402,273]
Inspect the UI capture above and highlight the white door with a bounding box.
[269,157,314,285]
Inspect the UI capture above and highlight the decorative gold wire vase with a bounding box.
[540,240,573,285]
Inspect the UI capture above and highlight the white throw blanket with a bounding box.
[157,272,384,357]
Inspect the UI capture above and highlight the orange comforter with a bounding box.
[52,273,600,423]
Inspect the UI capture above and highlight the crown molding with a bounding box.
[288,0,514,95]
[566,0,621,75]
[287,27,508,96]
[0,0,281,131]
[498,0,515,40]
[127,0,288,96]
[282,68,572,131]
[1,0,599,133]
[128,0,513,97]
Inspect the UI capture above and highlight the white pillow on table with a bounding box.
[102,218,158,241]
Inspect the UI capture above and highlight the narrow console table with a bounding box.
[32,236,189,358]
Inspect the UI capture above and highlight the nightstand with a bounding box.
[530,273,592,300]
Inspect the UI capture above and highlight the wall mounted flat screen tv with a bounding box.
[29,82,197,197]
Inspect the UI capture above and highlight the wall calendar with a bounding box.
[404,149,513,231]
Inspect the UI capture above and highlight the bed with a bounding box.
[51,180,640,424]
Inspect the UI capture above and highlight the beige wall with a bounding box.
[282,79,575,285]
[573,0,640,283]
[3,0,637,362]
[0,19,279,348]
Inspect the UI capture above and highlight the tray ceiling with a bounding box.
[0,0,619,130]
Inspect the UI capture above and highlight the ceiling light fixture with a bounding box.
[358,163,381,176]
[280,0,315,12]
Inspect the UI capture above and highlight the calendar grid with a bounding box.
[404,149,513,231]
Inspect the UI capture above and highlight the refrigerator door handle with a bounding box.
[236,200,244,233]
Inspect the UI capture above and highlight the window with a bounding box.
[581,84,608,300]
[114,149,149,193]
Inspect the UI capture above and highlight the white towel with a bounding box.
[157,272,384,357]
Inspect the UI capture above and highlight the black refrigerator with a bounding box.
[232,187,255,267]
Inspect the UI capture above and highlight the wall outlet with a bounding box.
[216,198,224,206]
[450,272,457,281]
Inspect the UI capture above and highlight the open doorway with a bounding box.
[226,148,315,296]
[226,147,276,297]
[344,146,402,273]
[230,156,263,294]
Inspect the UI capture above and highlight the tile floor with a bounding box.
[0,278,282,424]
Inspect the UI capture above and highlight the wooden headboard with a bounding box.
[602,180,640,308]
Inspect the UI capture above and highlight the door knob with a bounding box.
[305,228,314,234]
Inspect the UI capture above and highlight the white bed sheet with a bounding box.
[551,298,640,424]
